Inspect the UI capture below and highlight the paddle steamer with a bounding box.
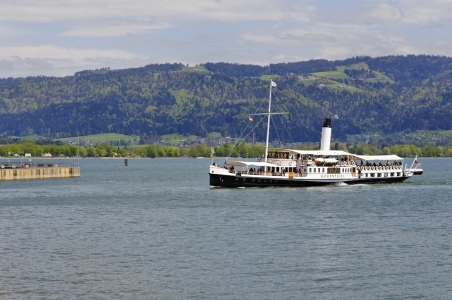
[209,80,423,188]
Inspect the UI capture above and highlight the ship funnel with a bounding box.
[320,118,332,151]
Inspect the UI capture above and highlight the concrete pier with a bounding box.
[0,162,80,181]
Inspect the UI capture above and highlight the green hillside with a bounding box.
[1,55,452,146]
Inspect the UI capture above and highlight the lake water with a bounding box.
[1,157,451,299]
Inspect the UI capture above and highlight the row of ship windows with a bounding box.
[308,168,352,173]
[362,172,402,178]
[308,168,402,177]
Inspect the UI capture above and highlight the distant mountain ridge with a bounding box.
[1,55,452,144]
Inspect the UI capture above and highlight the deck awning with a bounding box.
[354,154,403,161]
[284,149,351,156]
[227,161,278,167]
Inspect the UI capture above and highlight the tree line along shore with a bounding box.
[1,141,450,159]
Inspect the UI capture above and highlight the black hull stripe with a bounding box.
[209,173,409,188]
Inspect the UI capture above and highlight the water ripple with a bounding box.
[0,158,451,299]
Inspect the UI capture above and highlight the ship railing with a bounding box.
[239,170,271,176]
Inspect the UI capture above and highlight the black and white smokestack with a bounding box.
[320,118,332,151]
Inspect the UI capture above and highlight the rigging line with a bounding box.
[250,88,272,115]
[270,115,282,145]
[225,119,265,160]
[269,113,295,147]
[235,103,268,145]
[271,92,296,145]
[224,90,272,160]
[225,116,266,160]
[252,93,267,115]
[280,116,296,145]
[272,93,291,114]
[224,110,257,159]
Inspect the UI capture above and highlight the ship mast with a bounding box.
[264,80,274,163]
[246,79,285,163]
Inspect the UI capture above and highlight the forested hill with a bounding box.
[1,55,452,144]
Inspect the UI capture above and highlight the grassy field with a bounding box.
[349,63,394,83]
[160,133,199,146]
[13,134,44,140]
[313,64,393,83]
[15,132,204,147]
[367,71,394,83]
[313,66,348,79]
[350,62,369,69]
[57,133,141,145]
[182,65,209,72]
[300,77,359,92]
[207,132,222,138]
[260,75,282,81]
[309,64,393,87]
[402,129,452,144]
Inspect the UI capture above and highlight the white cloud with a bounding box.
[0,55,156,78]
[0,56,58,77]
[0,0,311,22]
[0,45,146,77]
[361,3,404,23]
[0,45,139,61]
[1,0,452,78]
[399,0,452,25]
[60,22,174,37]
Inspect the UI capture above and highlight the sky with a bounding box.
[1,0,452,78]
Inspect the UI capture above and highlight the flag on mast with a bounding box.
[271,81,277,87]
[248,115,253,121]
[414,155,419,164]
